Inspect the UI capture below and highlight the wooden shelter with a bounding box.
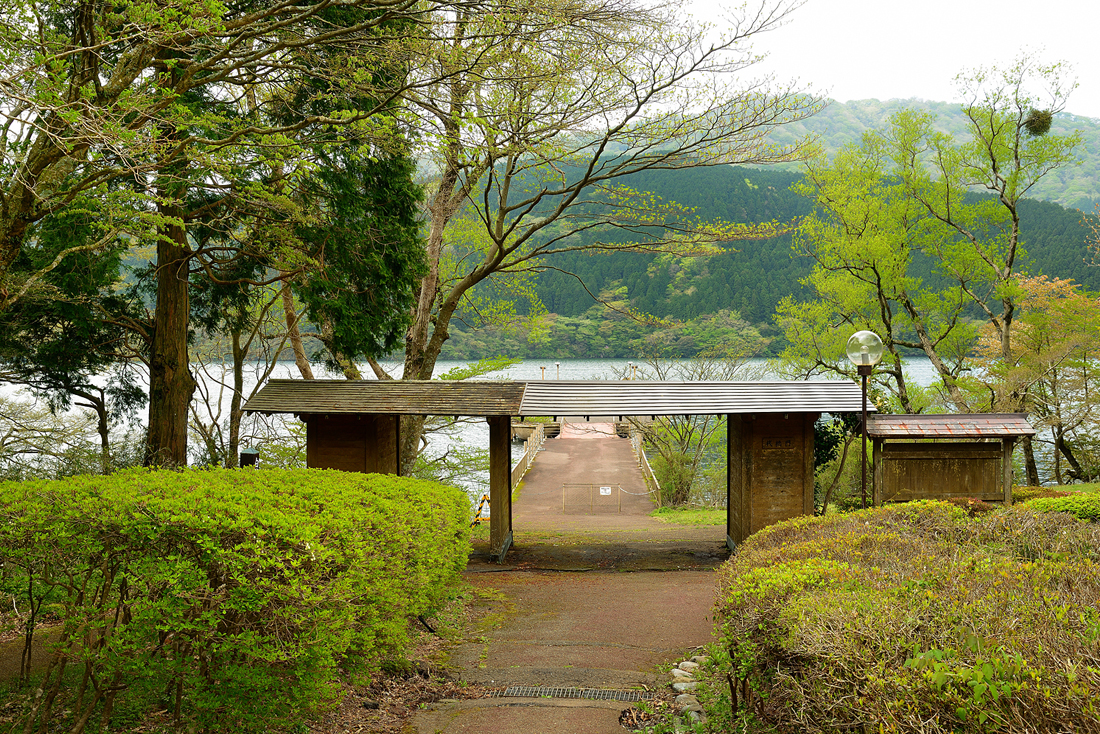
[867,414,1036,506]
[245,379,869,560]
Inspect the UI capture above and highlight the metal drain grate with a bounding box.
[496,686,653,702]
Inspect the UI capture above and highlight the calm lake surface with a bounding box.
[1,357,941,496]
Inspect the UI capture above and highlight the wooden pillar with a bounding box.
[872,438,883,507]
[488,415,513,562]
[726,414,747,551]
[1002,437,1015,505]
[803,413,818,516]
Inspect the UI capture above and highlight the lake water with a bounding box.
[0,356,942,490]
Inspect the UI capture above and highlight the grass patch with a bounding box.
[650,507,725,525]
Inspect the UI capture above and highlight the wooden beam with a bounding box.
[1003,437,1015,505]
[488,416,513,562]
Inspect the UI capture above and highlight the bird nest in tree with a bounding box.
[1024,108,1053,136]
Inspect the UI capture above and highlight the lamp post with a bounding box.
[846,330,884,509]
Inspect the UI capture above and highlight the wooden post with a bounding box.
[803,413,817,516]
[872,438,882,507]
[488,415,513,562]
[1003,437,1015,505]
[726,414,745,551]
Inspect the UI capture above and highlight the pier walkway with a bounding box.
[476,420,727,561]
[415,422,727,734]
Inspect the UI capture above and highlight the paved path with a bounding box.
[414,426,728,734]
[513,420,665,531]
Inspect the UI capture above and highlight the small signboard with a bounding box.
[599,486,612,496]
[762,436,795,451]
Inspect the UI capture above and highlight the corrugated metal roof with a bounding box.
[244,379,525,416]
[518,380,869,416]
[244,379,871,417]
[867,413,1036,439]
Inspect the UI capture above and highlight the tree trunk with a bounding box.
[1055,427,1089,482]
[144,204,196,467]
[93,396,110,474]
[319,314,362,380]
[399,414,427,476]
[281,280,314,380]
[71,387,112,474]
[1021,434,1040,487]
[226,330,244,468]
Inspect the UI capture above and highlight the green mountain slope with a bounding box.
[439,102,1098,359]
[531,164,1094,323]
[767,99,1100,210]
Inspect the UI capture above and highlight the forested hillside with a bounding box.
[441,159,1096,359]
[768,99,1100,209]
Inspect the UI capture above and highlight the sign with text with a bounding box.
[761,436,796,451]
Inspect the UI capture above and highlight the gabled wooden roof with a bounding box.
[516,380,869,416]
[244,378,869,417]
[867,413,1036,439]
[244,379,526,416]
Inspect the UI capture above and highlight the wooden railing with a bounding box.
[510,422,546,488]
[630,426,662,504]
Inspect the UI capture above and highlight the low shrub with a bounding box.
[0,468,470,733]
[1025,492,1100,521]
[945,496,997,516]
[713,501,1100,732]
[1012,486,1072,503]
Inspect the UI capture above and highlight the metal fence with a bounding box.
[561,483,624,514]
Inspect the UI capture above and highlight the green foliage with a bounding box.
[294,152,427,365]
[767,98,1100,209]
[0,468,470,733]
[438,155,1094,362]
[437,356,520,381]
[712,502,1100,732]
[1025,492,1100,521]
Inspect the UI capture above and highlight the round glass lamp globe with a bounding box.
[846,331,884,367]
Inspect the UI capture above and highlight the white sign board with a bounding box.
[600,486,612,496]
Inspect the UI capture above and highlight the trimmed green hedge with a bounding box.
[1025,492,1100,521]
[711,502,1100,732]
[0,468,470,733]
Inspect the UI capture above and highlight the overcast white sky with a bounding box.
[688,0,1100,119]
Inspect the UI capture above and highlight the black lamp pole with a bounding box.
[858,364,871,509]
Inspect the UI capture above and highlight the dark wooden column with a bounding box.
[803,412,818,516]
[488,415,513,562]
[727,413,747,551]
[727,413,817,550]
[872,438,883,507]
[1002,437,1016,505]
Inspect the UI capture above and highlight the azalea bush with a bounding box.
[0,468,470,733]
[1025,491,1100,521]
[712,501,1100,732]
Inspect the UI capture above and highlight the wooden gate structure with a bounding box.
[245,379,869,561]
[868,414,1036,506]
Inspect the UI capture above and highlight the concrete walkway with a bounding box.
[514,419,666,530]
[414,425,728,734]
